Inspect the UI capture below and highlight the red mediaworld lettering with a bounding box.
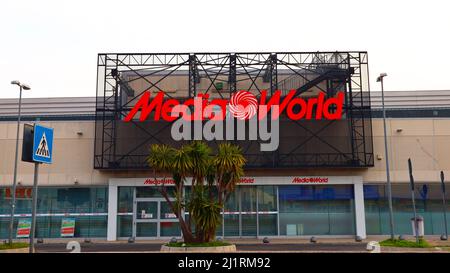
[124,90,345,122]
[258,89,296,119]
[144,178,176,185]
[161,99,179,122]
[323,92,344,120]
[286,97,307,119]
[124,91,165,122]
[292,177,329,183]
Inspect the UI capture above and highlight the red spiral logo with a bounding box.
[228,91,258,120]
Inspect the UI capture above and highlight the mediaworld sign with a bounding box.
[138,176,343,186]
[124,90,344,151]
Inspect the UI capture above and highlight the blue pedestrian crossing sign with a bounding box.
[32,124,54,164]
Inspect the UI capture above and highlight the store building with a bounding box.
[1,52,450,240]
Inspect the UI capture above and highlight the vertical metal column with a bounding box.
[269,53,278,96]
[188,54,197,98]
[238,188,242,237]
[440,171,448,240]
[229,54,236,95]
[256,186,259,237]
[157,201,161,238]
[269,53,278,167]
[276,186,280,236]
[132,187,137,239]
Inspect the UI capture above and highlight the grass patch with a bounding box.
[166,241,231,247]
[379,238,431,248]
[0,242,29,250]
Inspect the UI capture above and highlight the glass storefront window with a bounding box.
[160,201,177,220]
[224,190,239,213]
[118,187,133,213]
[136,187,175,198]
[136,222,157,237]
[160,222,180,237]
[0,187,108,239]
[258,214,278,236]
[279,185,355,236]
[224,190,239,236]
[92,188,107,213]
[241,187,257,236]
[241,214,257,236]
[55,188,92,213]
[15,198,33,214]
[258,186,277,212]
[76,216,108,237]
[364,183,450,236]
[136,201,157,219]
[224,214,239,236]
[257,186,278,236]
[222,186,279,237]
[241,187,256,212]
[117,215,132,238]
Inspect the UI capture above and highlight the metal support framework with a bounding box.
[94,52,373,170]
[229,54,237,93]
[188,54,199,97]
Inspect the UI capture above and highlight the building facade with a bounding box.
[1,89,450,240]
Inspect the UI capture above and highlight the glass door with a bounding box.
[133,197,181,238]
[222,186,279,238]
[134,200,158,238]
[159,201,180,237]
[240,187,257,236]
[257,186,278,236]
[223,187,258,237]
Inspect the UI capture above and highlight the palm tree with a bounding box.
[147,141,245,243]
[147,144,195,242]
[185,141,211,186]
[214,143,246,206]
[183,141,213,241]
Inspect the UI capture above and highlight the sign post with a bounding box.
[29,163,40,253]
[408,158,419,244]
[26,124,54,253]
[441,171,448,240]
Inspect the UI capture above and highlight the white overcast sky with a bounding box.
[1,0,449,98]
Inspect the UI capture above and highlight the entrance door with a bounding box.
[223,187,257,237]
[134,200,158,237]
[132,198,180,238]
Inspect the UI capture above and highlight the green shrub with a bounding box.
[0,242,29,250]
[379,238,431,248]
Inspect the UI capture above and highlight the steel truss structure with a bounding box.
[95,52,373,170]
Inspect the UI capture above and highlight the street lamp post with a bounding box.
[8,80,30,245]
[377,73,395,240]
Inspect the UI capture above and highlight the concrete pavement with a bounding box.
[31,236,450,253]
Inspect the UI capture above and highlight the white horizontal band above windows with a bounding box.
[109,175,363,187]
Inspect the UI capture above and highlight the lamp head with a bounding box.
[11,81,30,90]
[376,73,387,82]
